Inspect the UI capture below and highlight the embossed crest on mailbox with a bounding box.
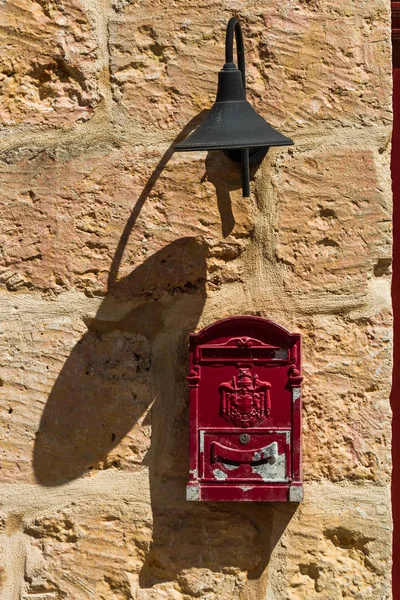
[186,316,303,502]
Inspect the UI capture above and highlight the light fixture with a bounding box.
[175,16,293,197]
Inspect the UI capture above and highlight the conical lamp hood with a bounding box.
[176,66,293,152]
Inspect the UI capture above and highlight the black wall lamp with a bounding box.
[175,17,293,197]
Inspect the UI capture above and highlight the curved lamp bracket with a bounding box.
[222,18,269,183]
[225,17,246,91]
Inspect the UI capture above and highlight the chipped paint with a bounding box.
[292,388,301,402]
[274,429,291,445]
[199,430,205,453]
[289,485,303,502]
[253,441,278,464]
[224,463,240,470]
[186,484,200,501]
[189,468,198,479]
[213,468,228,481]
[239,485,253,491]
[251,452,287,482]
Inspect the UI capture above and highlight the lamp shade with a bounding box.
[176,65,293,153]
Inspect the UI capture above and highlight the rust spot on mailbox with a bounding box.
[186,316,303,502]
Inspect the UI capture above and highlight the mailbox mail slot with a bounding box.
[186,316,303,502]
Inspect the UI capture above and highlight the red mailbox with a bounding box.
[186,316,303,502]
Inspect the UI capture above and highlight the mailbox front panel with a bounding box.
[186,316,303,502]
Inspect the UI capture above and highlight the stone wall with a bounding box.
[0,0,393,598]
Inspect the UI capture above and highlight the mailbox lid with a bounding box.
[200,430,291,483]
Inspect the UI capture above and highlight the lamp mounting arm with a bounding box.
[225,17,246,94]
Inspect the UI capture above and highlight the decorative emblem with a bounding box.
[219,366,271,427]
[234,337,257,347]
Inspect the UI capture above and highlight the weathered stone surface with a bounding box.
[267,482,392,599]
[0,473,261,599]
[301,311,392,483]
[109,0,391,139]
[0,299,91,484]
[273,146,391,297]
[0,290,201,485]
[0,0,393,598]
[0,147,252,296]
[0,0,101,127]
[0,478,391,599]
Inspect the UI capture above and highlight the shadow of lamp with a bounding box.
[174,16,294,197]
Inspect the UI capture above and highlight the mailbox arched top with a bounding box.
[190,316,299,348]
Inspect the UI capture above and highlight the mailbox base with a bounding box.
[186,482,303,502]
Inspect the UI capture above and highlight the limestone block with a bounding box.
[0,255,222,487]
[267,483,392,599]
[22,504,152,599]
[0,480,390,600]
[0,147,252,296]
[0,297,157,484]
[109,0,391,139]
[300,312,392,483]
[0,0,100,127]
[273,146,391,297]
[0,487,258,600]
